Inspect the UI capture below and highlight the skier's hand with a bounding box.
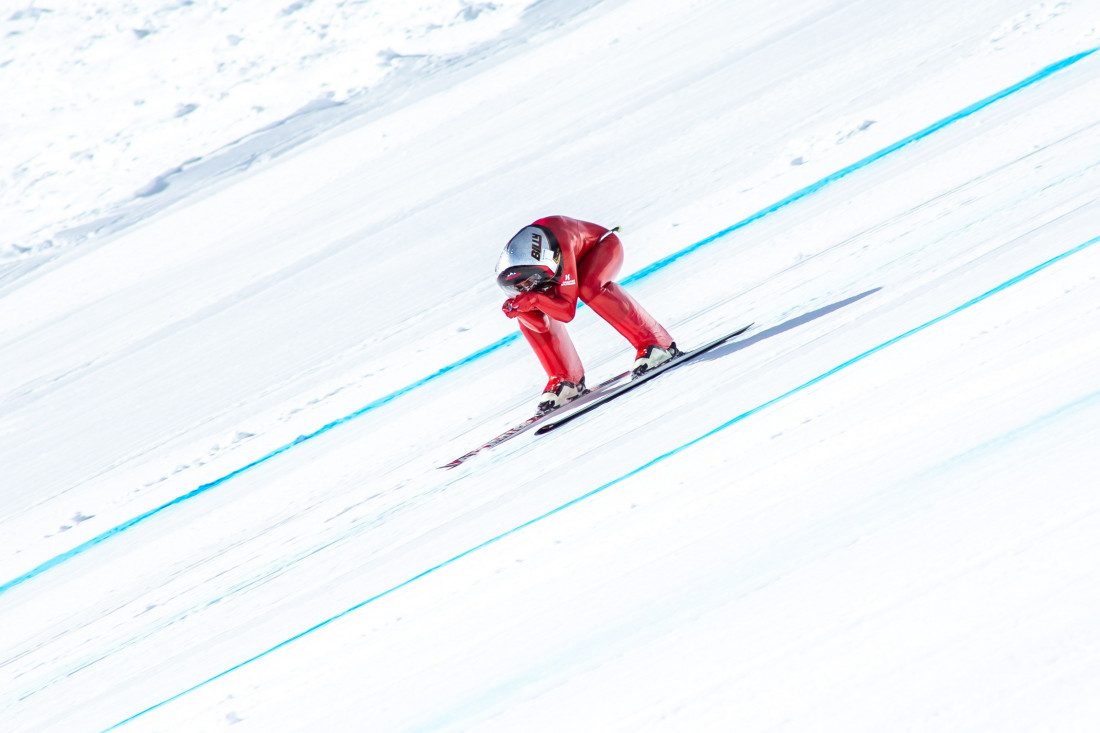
[502,298,520,318]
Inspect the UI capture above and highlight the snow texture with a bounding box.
[2,0,1099,731]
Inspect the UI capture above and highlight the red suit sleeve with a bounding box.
[521,217,613,322]
[520,243,579,322]
[517,310,549,332]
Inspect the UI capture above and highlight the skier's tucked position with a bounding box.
[496,216,680,414]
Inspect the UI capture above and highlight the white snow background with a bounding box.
[2,0,1099,730]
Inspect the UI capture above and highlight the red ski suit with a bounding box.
[502,216,673,384]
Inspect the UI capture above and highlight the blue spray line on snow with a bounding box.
[0,335,515,597]
[104,233,1100,732]
[622,47,1098,285]
[914,387,1100,482]
[3,49,1095,600]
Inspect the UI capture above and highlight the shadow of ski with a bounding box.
[694,287,882,364]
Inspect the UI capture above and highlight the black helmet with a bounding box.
[495,225,561,294]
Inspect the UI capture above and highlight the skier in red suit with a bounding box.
[496,216,680,414]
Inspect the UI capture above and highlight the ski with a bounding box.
[439,370,631,469]
[439,323,752,468]
[534,323,753,435]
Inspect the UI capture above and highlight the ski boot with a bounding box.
[536,376,587,415]
[631,343,682,377]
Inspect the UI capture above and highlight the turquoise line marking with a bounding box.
[0,332,517,596]
[915,387,1100,480]
[623,47,1098,284]
[103,232,1099,731]
[4,49,1096,599]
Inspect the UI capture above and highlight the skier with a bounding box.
[496,215,680,414]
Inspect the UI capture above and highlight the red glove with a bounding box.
[510,291,542,312]
[502,297,549,332]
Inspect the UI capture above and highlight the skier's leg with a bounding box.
[577,237,674,351]
[519,317,585,385]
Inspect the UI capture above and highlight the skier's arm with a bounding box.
[524,219,620,321]
[502,298,550,332]
[510,246,580,322]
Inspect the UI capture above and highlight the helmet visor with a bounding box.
[497,264,554,294]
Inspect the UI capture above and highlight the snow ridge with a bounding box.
[0,0,540,261]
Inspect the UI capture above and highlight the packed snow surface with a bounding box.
[2,0,1099,731]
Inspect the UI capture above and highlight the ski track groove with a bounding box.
[1,48,1095,599]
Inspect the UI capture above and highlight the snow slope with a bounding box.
[0,0,540,262]
[2,0,1099,730]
